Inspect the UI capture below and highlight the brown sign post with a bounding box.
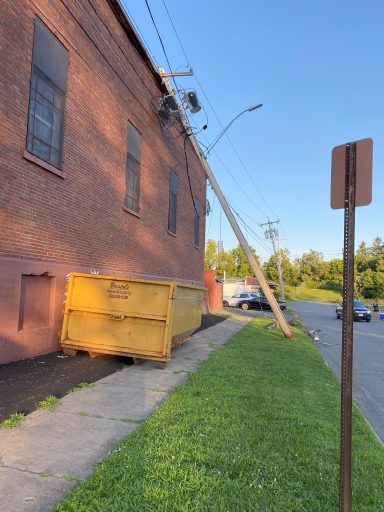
[331,138,373,512]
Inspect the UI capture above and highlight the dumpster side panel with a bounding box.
[69,275,170,318]
[170,285,205,346]
[65,312,167,356]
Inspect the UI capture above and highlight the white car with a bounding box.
[223,292,262,307]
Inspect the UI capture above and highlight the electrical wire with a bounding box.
[85,0,157,100]
[124,0,287,240]
[205,191,216,239]
[60,0,171,129]
[74,0,284,256]
[120,1,160,67]
[144,0,183,106]
[183,135,199,216]
[133,0,287,240]
[203,144,269,218]
[227,202,274,255]
[161,0,190,67]
[193,74,279,217]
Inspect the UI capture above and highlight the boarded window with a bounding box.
[18,275,53,330]
[194,198,201,247]
[26,19,68,168]
[168,171,177,234]
[126,123,141,212]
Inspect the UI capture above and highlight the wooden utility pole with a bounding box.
[158,73,292,338]
[259,220,285,302]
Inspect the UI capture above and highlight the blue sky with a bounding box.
[123,0,383,261]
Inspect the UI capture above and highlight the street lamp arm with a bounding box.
[204,103,263,157]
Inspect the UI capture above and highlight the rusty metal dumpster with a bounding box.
[60,273,205,366]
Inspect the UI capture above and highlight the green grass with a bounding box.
[39,470,53,478]
[0,413,25,429]
[69,382,95,393]
[54,319,384,511]
[287,286,342,303]
[37,395,59,410]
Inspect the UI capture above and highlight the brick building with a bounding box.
[0,0,207,363]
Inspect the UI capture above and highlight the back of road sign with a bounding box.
[331,138,373,209]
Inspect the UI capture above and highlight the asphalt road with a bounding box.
[290,300,384,444]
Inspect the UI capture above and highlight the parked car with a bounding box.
[223,292,262,307]
[237,295,287,311]
[336,300,371,322]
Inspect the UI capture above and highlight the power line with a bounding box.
[60,0,170,128]
[120,1,160,66]
[227,202,274,255]
[161,0,190,67]
[203,144,269,218]
[157,2,279,222]
[144,0,185,108]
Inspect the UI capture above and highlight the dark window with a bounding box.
[168,171,177,233]
[193,197,201,247]
[26,19,68,169]
[126,123,141,212]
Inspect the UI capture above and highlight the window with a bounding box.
[126,123,141,212]
[193,197,201,247]
[168,171,177,234]
[26,19,68,169]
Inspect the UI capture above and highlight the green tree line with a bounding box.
[205,237,384,299]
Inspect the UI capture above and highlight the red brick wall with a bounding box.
[0,0,206,362]
[204,270,223,313]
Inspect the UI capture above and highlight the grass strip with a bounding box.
[55,318,384,511]
[286,286,342,303]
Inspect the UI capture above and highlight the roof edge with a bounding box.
[106,0,168,94]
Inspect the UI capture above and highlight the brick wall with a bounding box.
[0,0,206,362]
[204,270,223,313]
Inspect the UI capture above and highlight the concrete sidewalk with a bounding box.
[0,313,251,512]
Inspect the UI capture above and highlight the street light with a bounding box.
[204,103,263,157]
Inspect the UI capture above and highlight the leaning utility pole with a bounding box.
[200,162,291,338]
[159,72,291,338]
[259,220,285,302]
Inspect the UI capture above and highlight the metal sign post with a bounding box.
[331,138,373,512]
[339,142,356,512]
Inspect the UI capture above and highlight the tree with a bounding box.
[299,250,327,286]
[263,255,278,282]
[215,250,236,278]
[323,258,343,288]
[280,249,300,286]
[369,236,384,257]
[356,241,371,273]
[230,245,259,277]
[205,239,218,270]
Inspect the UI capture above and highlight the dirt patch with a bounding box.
[0,314,227,422]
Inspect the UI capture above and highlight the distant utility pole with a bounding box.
[259,220,285,301]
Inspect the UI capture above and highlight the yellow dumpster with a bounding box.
[60,273,205,366]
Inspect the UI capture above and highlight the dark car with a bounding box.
[336,300,371,322]
[237,295,286,311]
